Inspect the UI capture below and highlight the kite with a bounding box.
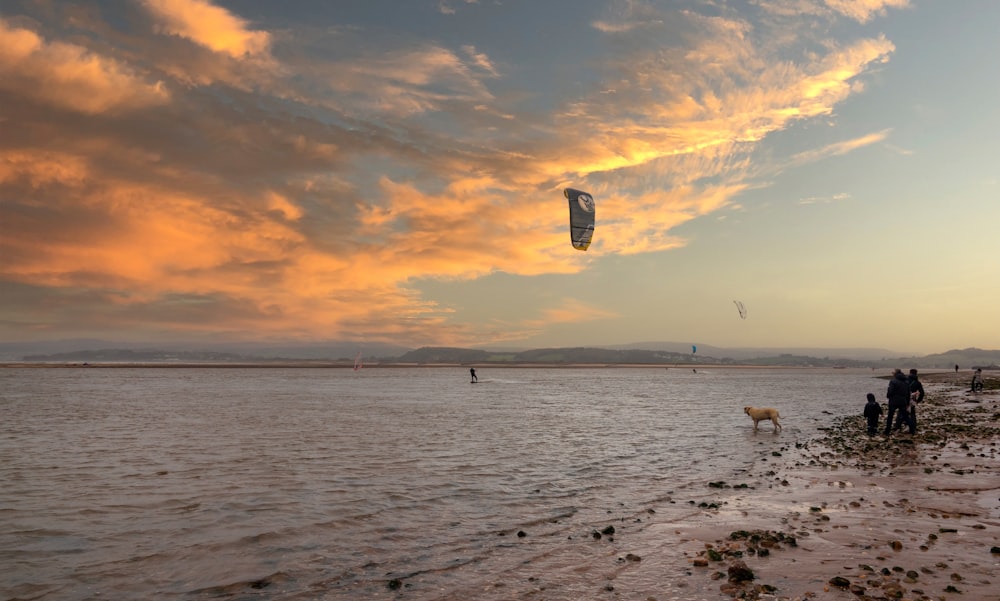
[563,188,595,251]
[691,344,697,354]
[734,300,747,320]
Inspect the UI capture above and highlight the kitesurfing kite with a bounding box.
[564,188,595,251]
[691,344,697,354]
[733,300,747,320]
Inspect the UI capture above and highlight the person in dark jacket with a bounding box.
[905,368,925,432]
[863,393,883,436]
[884,369,914,436]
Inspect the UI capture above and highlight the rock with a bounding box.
[727,560,754,583]
[828,576,851,588]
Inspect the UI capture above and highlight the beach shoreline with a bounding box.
[601,372,1000,600]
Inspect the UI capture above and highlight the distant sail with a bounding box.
[563,188,595,251]
[353,351,362,371]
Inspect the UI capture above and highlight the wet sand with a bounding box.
[607,372,1000,600]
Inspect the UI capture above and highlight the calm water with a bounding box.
[1,366,885,600]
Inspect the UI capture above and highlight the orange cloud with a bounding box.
[537,299,619,324]
[537,31,894,185]
[142,0,270,58]
[325,45,496,117]
[787,129,891,167]
[0,19,168,114]
[0,150,90,189]
[825,0,910,23]
[0,2,911,346]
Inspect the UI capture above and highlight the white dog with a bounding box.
[744,406,781,432]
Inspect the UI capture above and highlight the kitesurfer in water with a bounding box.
[470,367,477,383]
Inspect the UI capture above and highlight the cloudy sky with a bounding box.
[1,0,997,354]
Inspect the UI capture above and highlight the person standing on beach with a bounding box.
[884,369,913,436]
[970,368,983,392]
[863,393,883,436]
[906,368,925,433]
[470,367,477,383]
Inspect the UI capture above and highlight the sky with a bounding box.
[1,0,998,355]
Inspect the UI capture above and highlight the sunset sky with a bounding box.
[1,0,998,355]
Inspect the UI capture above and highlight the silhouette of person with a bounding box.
[470,367,477,383]
[863,393,882,437]
[884,369,914,436]
[971,368,983,392]
[905,368,924,433]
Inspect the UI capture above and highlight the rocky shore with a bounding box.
[654,371,1000,600]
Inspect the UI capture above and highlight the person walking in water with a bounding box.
[470,367,477,383]
[884,369,913,436]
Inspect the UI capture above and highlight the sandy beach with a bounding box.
[598,371,1000,601]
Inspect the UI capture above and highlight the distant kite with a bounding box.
[691,344,697,354]
[564,188,595,251]
[734,300,747,320]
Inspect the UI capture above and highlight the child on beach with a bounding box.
[863,393,882,436]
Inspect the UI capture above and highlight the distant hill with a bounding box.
[607,341,904,361]
[886,348,1000,370]
[21,349,252,363]
[6,340,998,369]
[3,339,409,362]
[397,346,696,365]
[395,346,871,367]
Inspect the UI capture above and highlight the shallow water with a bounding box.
[0,366,887,600]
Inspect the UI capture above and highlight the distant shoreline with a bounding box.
[0,362,958,372]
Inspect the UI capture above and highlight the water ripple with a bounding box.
[0,366,882,600]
